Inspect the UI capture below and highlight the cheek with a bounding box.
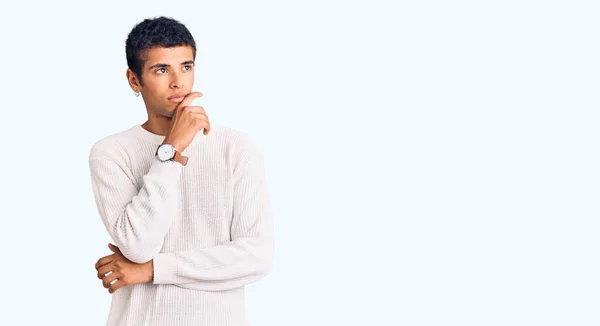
[184,79,194,93]
[145,82,166,98]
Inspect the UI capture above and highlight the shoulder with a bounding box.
[209,124,264,163]
[211,124,261,151]
[89,125,139,162]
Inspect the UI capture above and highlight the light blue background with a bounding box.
[0,0,597,325]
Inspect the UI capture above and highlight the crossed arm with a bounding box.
[89,140,274,293]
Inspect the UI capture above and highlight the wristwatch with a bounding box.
[155,144,188,166]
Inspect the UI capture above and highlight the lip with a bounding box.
[168,95,185,102]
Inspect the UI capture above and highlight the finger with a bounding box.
[190,112,209,121]
[182,106,206,114]
[108,243,119,253]
[175,92,203,111]
[189,113,210,135]
[102,271,121,288]
[197,115,210,134]
[109,279,127,294]
[95,254,116,270]
[97,263,115,279]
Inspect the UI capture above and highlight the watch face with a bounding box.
[157,144,175,161]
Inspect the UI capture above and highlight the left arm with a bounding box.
[152,138,274,291]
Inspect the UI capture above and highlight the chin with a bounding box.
[160,106,176,118]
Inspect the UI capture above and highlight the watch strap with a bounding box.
[173,151,189,166]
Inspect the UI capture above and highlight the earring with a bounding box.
[135,91,140,97]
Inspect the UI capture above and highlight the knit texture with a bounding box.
[89,124,274,326]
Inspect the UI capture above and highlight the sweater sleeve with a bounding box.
[152,140,274,291]
[89,150,183,264]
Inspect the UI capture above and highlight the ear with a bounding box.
[126,69,141,92]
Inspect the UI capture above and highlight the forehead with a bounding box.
[142,46,194,66]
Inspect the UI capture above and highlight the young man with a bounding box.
[89,17,274,326]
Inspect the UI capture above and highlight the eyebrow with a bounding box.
[147,60,195,70]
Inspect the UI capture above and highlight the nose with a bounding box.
[170,72,183,89]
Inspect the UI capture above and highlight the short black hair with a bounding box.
[125,16,196,86]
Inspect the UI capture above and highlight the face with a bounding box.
[127,45,195,118]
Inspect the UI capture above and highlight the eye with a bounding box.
[183,65,192,71]
[157,67,167,74]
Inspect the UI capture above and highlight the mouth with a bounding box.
[168,95,185,102]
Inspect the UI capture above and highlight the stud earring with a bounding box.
[135,91,140,97]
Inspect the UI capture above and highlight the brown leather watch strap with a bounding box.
[173,151,189,166]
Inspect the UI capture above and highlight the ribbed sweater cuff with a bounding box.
[152,252,179,285]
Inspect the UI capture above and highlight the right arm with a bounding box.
[90,91,208,264]
[89,152,183,264]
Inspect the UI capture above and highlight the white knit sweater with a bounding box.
[88,124,274,326]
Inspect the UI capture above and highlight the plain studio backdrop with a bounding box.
[0,0,597,325]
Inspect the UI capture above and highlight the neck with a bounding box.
[141,115,172,136]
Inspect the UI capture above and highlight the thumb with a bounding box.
[108,243,119,252]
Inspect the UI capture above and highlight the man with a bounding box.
[89,16,274,326]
